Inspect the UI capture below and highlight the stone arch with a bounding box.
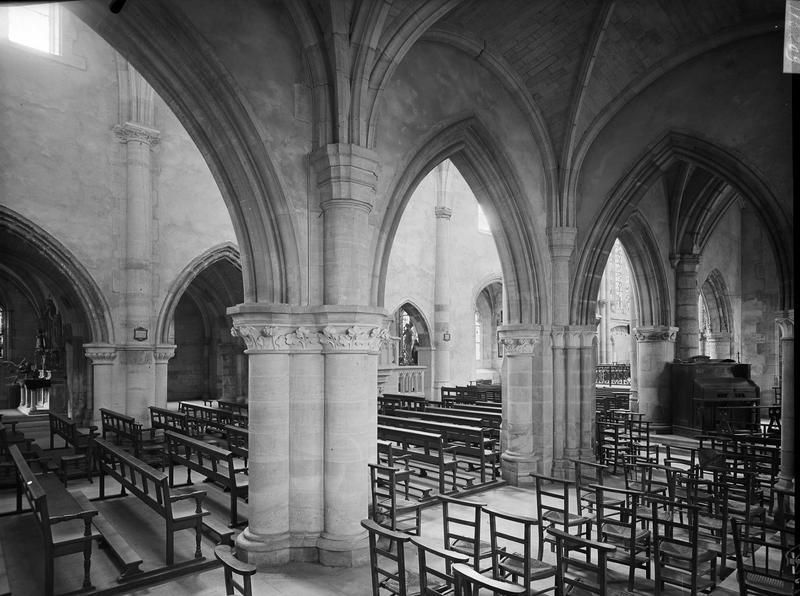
[155,243,243,345]
[700,269,732,334]
[374,115,547,326]
[388,299,432,350]
[572,131,791,325]
[66,2,301,305]
[0,206,113,344]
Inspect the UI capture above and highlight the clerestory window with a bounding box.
[7,3,61,56]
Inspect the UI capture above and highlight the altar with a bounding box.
[18,377,51,414]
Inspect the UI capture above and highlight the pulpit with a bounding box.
[670,358,760,435]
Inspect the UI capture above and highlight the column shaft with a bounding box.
[634,326,678,433]
[776,313,794,488]
[675,255,701,360]
[433,205,453,393]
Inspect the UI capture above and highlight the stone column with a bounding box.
[316,312,387,566]
[433,205,453,395]
[579,329,598,460]
[229,310,293,566]
[114,120,160,420]
[153,345,176,411]
[499,325,549,485]
[634,326,678,433]
[776,311,794,489]
[674,254,701,360]
[84,344,117,427]
[551,328,567,476]
[703,332,732,360]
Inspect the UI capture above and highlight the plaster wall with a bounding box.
[384,164,502,386]
[0,8,237,341]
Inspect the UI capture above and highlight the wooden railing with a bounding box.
[595,363,631,386]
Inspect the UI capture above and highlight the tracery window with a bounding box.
[7,3,61,55]
[610,240,631,316]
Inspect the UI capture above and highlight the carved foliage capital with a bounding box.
[319,325,390,353]
[154,346,176,363]
[113,122,160,146]
[231,325,322,352]
[84,347,117,365]
[634,326,678,342]
[434,206,453,219]
[776,311,794,340]
[500,337,539,355]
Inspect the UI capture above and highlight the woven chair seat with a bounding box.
[451,538,493,558]
[602,522,650,542]
[499,554,556,580]
[543,510,591,527]
[742,569,794,595]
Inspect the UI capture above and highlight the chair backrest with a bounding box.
[451,563,526,596]
[548,527,617,596]
[410,535,469,595]
[569,458,607,516]
[482,504,554,593]
[439,494,488,570]
[368,463,419,534]
[650,497,717,595]
[730,517,795,596]
[361,518,412,596]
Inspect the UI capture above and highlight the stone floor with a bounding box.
[0,410,745,594]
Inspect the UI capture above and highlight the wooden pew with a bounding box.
[9,444,101,596]
[377,424,460,495]
[99,407,164,467]
[94,437,209,565]
[178,402,235,437]
[378,393,427,414]
[224,425,249,468]
[149,405,190,437]
[164,430,249,527]
[217,400,248,417]
[424,406,502,429]
[48,411,96,485]
[391,408,484,427]
[378,414,498,484]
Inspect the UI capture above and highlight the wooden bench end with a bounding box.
[214,545,257,575]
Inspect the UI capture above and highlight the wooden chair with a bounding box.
[361,518,416,596]
[591,484,651,591]
[452,563,526,595]
[214,545,257,596]
[410,535,469,595]
[369,463,422,535]
[730,517,796,595]
[482,505,556,595]
[548,527,635,596]
[650,497,717,595]
[438,494,492,572]
[569,458,622,519]
[530,473,592,560]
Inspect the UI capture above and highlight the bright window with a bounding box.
[477,205,491,234]
[8,4,61,55]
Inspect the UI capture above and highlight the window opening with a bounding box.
[477,205,491,234]
[8,4,61,55]
[474,311,481,361]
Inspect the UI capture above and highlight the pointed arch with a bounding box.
[66,2,301,305]
[389,299,432,351]
[374,115,547,326]
[0,206,114,344]
[700,269,732,334]
[155,243,243,344]
[572,130,792,325]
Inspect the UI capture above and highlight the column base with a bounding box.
[317,532,369,567]
[290,532,322,562]
[235,528,291,567]
[500,451,539,487]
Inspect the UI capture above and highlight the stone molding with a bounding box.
[113,121,160,146]
[670,252,701,271]
[776,310,794,340]
[311,143,378,214]
[231,323,391,353]
[551,326,595,349]
[434,206,453,219]
[547,226,578,259]
[633,326,678,342]
[84,345,117,365]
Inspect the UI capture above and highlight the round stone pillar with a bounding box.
[499,325,549,485]
[551,328,567,476]
[153,345,176,411]
[776,312,794,489]
[674,254,701,360]
[229,316,293,566]
[84,344,117,427]
[433,205,453,395]
[579,329,598,461]
[316,312,387,567]
[634,326,678,433]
